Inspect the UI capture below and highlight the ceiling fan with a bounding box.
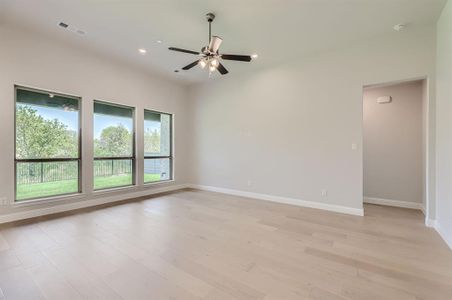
[169,13,254,75]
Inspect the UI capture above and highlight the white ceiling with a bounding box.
[0,0,447,84]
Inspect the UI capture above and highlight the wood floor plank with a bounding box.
[25,263,83,300]
[0,189,451,300]
[103,260,200,300]
[0,233,9,252]
[0,250,21,271]
[161,250,265,300]
[41,248,123,300]
[139,254,214,298]
[0,266,45,299]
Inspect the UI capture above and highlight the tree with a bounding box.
[144,128,160,155]
[94,124,132,157]
[16,105,77,159]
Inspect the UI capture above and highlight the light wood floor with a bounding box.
[0,189,451,300]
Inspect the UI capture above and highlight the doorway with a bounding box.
[363,79,428,216]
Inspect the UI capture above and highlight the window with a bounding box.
[93,101,135,190]
[144,110,172,183]
[15,87,81,201]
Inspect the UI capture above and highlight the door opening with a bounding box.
[363,79,428,218]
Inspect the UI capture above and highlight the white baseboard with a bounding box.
[189,184,364,216]
[425,218,437,228]
[425,218,452,250]
[435,222,452,250]
[366,198,450,248]
[420,205,427,216]
[363,197,423,210]
[190,185,450,249]
[0,184,189,224]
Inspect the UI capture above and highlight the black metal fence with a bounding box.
[17,160,133,185]
[94,160,132,177]
[16,161,78,184]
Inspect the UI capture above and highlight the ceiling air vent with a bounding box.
[58,22,86,36]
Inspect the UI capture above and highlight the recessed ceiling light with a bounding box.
[138,48,147,54]
[251,54,258,59]
[156,40,162,44]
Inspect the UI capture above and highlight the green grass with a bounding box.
[16,173,163,201]
[94,174,133,190]
[144,173,163,183]
[16,179,78,201]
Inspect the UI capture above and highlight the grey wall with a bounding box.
[363,81,423,204]
[0,24,190,217]
[188,26,436,213]
[436,0,452,247]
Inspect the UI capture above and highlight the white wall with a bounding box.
[436,0,452,248]
[0,24,190,218]
[188,26,436,214]
[363,81,423,205]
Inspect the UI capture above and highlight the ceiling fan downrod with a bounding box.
[206,13,215,44]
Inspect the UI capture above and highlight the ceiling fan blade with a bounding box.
[217,63,229,75]
[208,36,223,53]
[182,60,200,70]
[221,54,252,62]
[169,47,200,55]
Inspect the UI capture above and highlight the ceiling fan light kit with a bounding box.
[169,12,254,76]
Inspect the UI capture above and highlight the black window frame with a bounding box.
[93,100,136,191]
[14,85,82,202]
[144,109,173,184]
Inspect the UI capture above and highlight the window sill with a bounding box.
[93,179,175,195]
[11,180,176,208]
[12,192,85,207]
[143,179,174,186]
[92,184,137,195]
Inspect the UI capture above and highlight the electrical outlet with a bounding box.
[247,180,253,187]
[321,189,328,197]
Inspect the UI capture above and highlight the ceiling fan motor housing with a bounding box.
[206,13,215,22]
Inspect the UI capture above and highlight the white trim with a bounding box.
[435,222,452,250]
[363,197,423,210]
[425,219,452,250]
[425,218,437,228]
[420,205,426,216]
[189,184,364,216]
[0,184,188,224]
[422,77,431,222]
